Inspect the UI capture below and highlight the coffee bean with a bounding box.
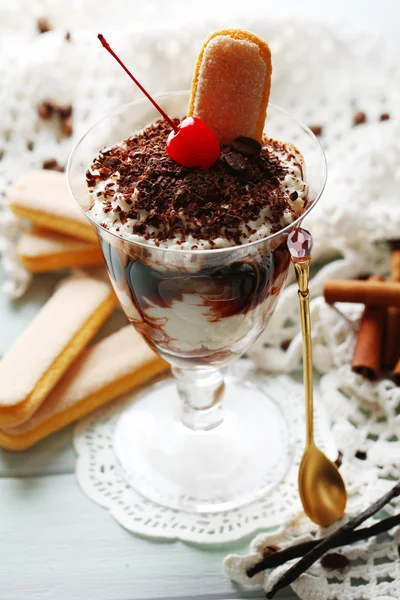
[232,136,262,157]
[308,125,323,136]
[321,553,349,570]
[353,111,367,126]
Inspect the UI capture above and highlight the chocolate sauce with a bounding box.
[100,238,290,366]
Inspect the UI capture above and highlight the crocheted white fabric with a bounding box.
[1,4,400,597]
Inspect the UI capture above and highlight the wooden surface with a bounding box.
[0,267,296,600]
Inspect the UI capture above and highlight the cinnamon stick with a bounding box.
[392,356,400,385]
[384,250,400,368]
[266,482,400,598]
[390,247,400,281]
[351,276,385,380]
[324,279,400,308]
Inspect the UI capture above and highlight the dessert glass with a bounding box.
[68,91,326,513]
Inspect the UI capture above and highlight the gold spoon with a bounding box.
[287,228,347,527]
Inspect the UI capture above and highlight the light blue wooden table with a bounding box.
[0,267,297,600]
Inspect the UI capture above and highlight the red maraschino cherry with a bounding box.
[98,34,220,169]
[167,117,220,169]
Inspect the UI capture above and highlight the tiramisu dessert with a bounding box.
[85,29,308,366]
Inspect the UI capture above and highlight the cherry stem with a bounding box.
[98,34,178,132]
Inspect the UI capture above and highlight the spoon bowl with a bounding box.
[299,442,347,527]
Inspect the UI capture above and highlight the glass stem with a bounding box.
[171,366,225,431]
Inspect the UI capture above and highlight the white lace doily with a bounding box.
[74,372,337,543]
[2,5,400,598]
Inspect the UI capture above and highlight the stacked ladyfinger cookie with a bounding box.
[0,275,169,449]
[2,176,169,450]
[8,170,105,272]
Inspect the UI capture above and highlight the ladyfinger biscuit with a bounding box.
[189,29,272,144]
[8,170,97,242]
[18,228,103,273]
[0,327,168,451]
[0,275,117,427]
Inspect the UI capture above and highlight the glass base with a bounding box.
[114,376,293,513]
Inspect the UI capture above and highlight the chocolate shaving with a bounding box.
[87,118,300,246]
[380,113,390,122]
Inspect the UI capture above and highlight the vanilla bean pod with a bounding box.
[266,482,400,598]
[247,513,400,577]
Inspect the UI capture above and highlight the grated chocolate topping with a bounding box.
[87,118,304,247]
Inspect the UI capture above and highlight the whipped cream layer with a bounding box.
[86,119,308,251]
[124,290,280,357]
[100,237,290,363]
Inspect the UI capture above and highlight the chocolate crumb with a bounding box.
[308,125,323,137]
[232,136,262,157]
[290,191,298,201]
[37,17,52,34]
[61,116,73,137]
[353,111,367,126]
[37,101,53,120]
[321,553,349,570]
[355,450,367,460]
[334,451,343,468]
[281,339,291,351]
[65,31,71,42]
[42,158,64,172]
[380,113,390,122]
